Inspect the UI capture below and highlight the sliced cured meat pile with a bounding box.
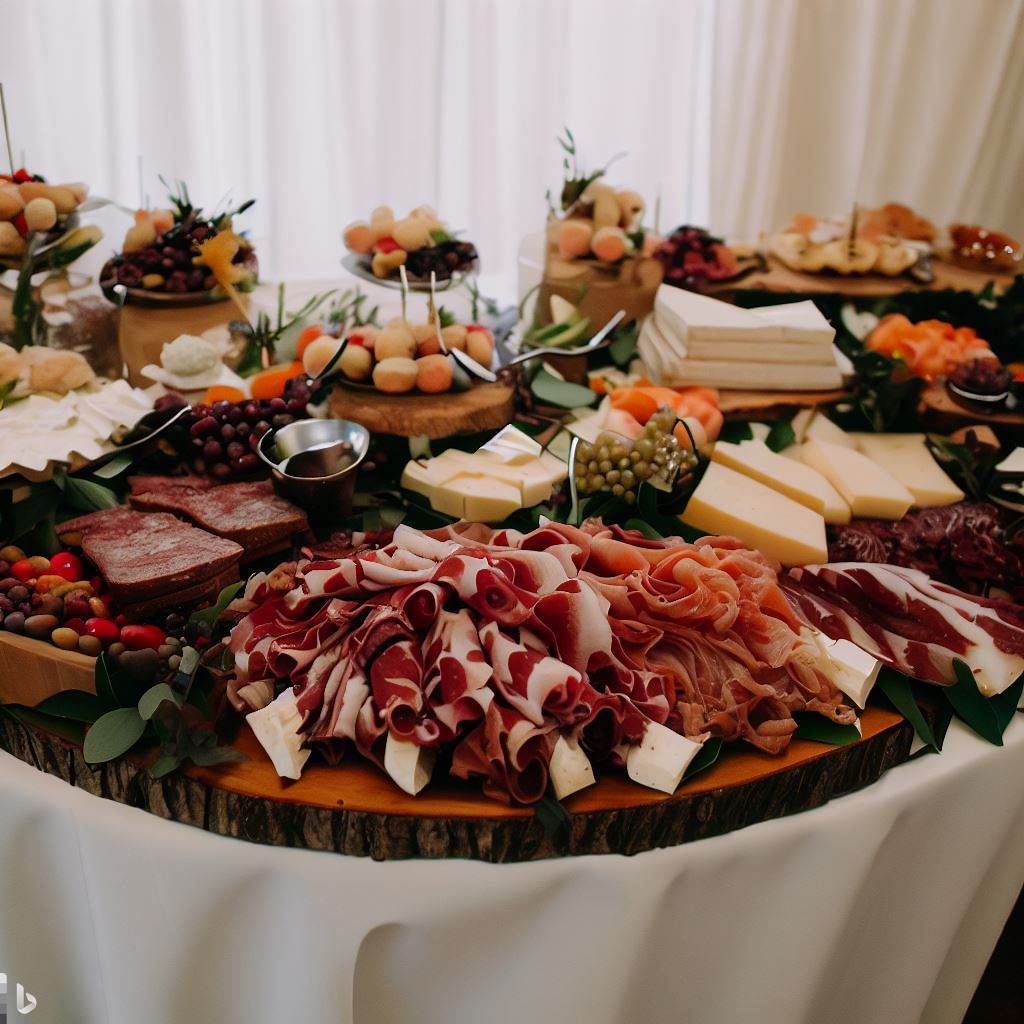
[57,507,242,618]
[227,519,855,804]
[827,503,1024,601]
[129,476,308,557]
[782,563,1024,696]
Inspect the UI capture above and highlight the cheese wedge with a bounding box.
[626,721,703,794]
[807,629,881,708]
[384,733,436,795]
[246,690,310,781]
[479,425,543,464]
[854,434,964,507]
[792,408,856,448]
[549,734,596,800]
[711,439,851,523]
[995,447,1024,474]
[655,286,786,344]
[799,439,914,519]
[682,461,828,565]
[747,300,836,345]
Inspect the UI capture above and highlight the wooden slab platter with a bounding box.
[0,632,96,705]
[707,253,1016,299]
[718,388,849,420]
[919,382,1024,434]
[0,633,921,862]
[329,380,516,439]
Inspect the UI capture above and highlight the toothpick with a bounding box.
[847,202,859,258]
[654,187,662,235]
[398,264,409,322]
[429,271,448,354]
[0,84,14,176]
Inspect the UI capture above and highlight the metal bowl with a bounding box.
[257,418,370,519]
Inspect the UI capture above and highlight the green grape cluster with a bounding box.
[574,408,684,504]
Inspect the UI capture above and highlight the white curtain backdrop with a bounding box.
[2,0,1022,282]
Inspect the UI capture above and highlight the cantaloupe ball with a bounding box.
[592,192,621,231]
[465,327,494,367]
[617,190,644,228]
[64,182,89,205]
[375,324,417,361]
[338,343,373,381]
[24,197,57,232]
[412,323,442,356]
[392,217,433,252]
[372,249,406,277]
[0,186,24,219]
[17,181,51,203]
[373,356,418,393]
[151,209,174,235]
[556,218,594,260]
[441,324,468,352]
[343,220,375,254]
[302,335,344,377]
[416,354,453,393]
[348,325,378,352]
[591,226,629,262]
[0,221,26,256]
[123,220,158,253]
[47,186,78,215]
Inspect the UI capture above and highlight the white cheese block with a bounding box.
[548,734,596,800]
[810,631,882,708]
[655,285,786,343]
[384,733,436,796]
[650,357,843,392]
[683,337,838,364]
[995,447,1024,474]
[246,689,311,781]
[711,439,851,523]
[748,300,836,345]
[799,439,914,520]
[626,721,703,794]
[792,409,856,448]
[682,460,828,565]
[454,475,524,522]
[854,434,964,508]
[479,425,543,464]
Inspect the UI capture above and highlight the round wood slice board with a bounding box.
[707,253,1015,298]
[328,380,515,439]
[0,687,917,862]
[919,382,1024,431]
[0,632,96,706]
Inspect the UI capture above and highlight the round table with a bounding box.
[1,718,1022,1024]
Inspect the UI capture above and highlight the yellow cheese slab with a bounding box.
[711,439,851,524]
[682,461,828,566]
[853,434,964,508]
[792,409,856,448]
[799,438,914,520]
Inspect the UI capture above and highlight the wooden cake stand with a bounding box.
[0,633,920,863]
[329,381,516,439]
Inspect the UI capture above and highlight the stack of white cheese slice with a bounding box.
[0,379,161,480]
[682,412,964,566]
[401,425,567,523]
[637,286,844,391]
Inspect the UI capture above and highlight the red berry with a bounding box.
[120,624,166,651]
[9,559,37,583]
[84,618,120,644]
[374,236,400,254]
[64,617,88,634]
[13,168,31,183]
[48,552,84,582]
[12,212,28,237]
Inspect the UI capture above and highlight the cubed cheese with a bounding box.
[682,460,828,565]
[855,434,964,507]
[626,721,703,794]
[548,734,596,800]
[799,438,914,520]
[479,425,543,464]
[712,439,851,523]
[457,476,524,522]
[810,631,881,708]
[384,733,436,795]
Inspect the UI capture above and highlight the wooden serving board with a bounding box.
[329,380,516,439]
[0,692,917,862]
[719,388,849,420]
[707,253,1015,298]
[919,382,1024,433]
[0,632,96,706]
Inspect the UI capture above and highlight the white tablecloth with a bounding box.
[1,717,1023,1024]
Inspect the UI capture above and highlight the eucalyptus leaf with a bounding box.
[990,674,1024,734]
[876,667,941,751]
[83,707,147,764]
[94,652,138,710]
[91,453,135,480]
[718,422,755,444]
[793,712,862,746]
[946,659,1003,745]
[150,754,182,779]
[62,475,120,512]
[683,736,723,780]
[535,790,571,844]
[765,420,797,453]
[188,744,247,767]
[138,683,183,721]
[32,689,103,724]
[189,580,245,630]
[530,368,598,409]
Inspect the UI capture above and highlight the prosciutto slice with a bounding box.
[783,563,1024,696]
[227,520,856,802]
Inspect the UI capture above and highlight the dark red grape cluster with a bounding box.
[654,225,740,290]
[186,377,313,480]
[402,239,477,281]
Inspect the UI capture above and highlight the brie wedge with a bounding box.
[549,734,596,800]
[626,721,703,794]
